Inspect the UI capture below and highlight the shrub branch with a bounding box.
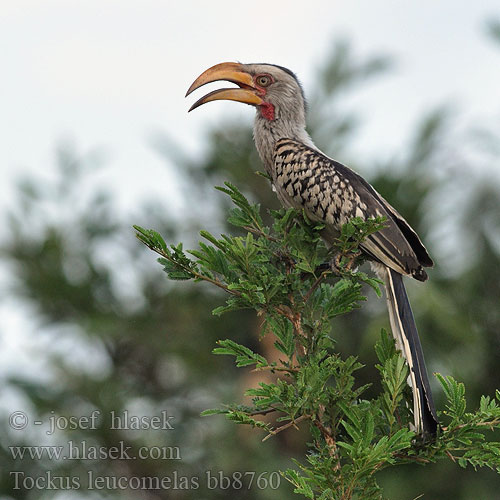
[136,182,500,499]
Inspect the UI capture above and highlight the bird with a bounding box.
[186,62,439,435]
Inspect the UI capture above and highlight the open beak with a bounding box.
[186,62,263,112]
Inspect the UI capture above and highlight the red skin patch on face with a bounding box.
[253,75,275,121]
[259,102,275,121]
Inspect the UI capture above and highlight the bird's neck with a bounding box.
[253,113,315,177]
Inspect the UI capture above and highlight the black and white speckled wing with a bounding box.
[273,139,433,281]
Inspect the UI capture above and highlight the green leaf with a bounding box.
[133,225,168,252]
[437,374,467,419]
[157,257,194,280]
[200,408,229,416]
[213,339,268,368]
[374,329,396,364]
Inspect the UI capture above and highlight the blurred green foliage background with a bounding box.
[1,31,500,499]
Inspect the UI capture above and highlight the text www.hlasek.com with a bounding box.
[9,440,180,461]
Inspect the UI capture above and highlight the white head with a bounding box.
[186,62,314,171]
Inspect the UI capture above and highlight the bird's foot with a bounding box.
[328,251,362,275]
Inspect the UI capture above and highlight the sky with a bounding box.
[0,0,500,381]
[1,0,500,212]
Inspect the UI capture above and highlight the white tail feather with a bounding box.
[373,263,438,435]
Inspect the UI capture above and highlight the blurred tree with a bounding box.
[1,39,500,499]
[0,143,293,499]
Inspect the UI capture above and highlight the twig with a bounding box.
[393,453,431,464]
[152,247,240,296]
[262,414,310,442]
[450,419,500,432]
[250,407,279,416]
[251,365,299,373]
[242,225,278,242]
[303,270,329,303]
[274,304,307,356]
[314,415,340,470]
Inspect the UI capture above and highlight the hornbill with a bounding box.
[186,62,439,435]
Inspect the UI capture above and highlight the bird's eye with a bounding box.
[256,75,272,87]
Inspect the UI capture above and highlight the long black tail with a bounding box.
[382,267,438,435]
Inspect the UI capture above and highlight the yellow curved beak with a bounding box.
[186,62,263,112]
